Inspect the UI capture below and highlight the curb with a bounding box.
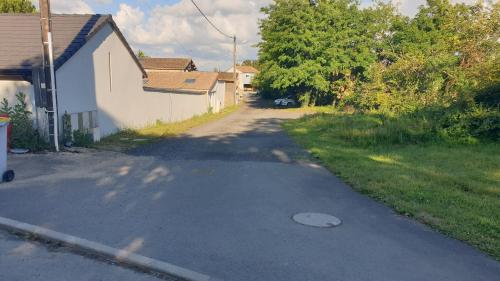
[0,216,217,281]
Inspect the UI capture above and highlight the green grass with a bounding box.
[283,111,500,259]
[96,105,240,151]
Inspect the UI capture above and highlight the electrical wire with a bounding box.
[189,0,234,39]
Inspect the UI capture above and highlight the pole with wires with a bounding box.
[39,0,59,151]
[233,35,237,104]
[190,0,238,103]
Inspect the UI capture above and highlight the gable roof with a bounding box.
[0,13,146,78]
[236,65,259,74]
[143,71,219,94]
[218,72,237,82]
[139,58,197,71]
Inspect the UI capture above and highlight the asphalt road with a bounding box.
[0,96,499,281]
[0,230,163,281]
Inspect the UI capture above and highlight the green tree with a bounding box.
[0,0,36,13]
[239,60,260,70]
[136,50,148,58]
[256,0,377,105]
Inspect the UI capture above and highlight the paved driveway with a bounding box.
[0,97,499,281]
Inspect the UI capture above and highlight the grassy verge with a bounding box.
[96,105,240,151]
[283,111,500,259]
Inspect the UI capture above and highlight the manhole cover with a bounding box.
[292,213,342,228]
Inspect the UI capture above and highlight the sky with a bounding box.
[30,0,477,70]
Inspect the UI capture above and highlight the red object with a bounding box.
[0,113,12,149]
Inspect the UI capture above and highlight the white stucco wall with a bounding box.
[142,90,209,123]
[212,80,225,113]
[0,80,36,113]
[57,23,212,138]
[241,73,255,87]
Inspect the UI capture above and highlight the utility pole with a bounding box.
[39,0,59,151]
[233,35,237,104]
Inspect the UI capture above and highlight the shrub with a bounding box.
[62,111,72,145]
[439,107,500,143]
[72,129,93,147]
[0,92,47,151]
[474,84,500,109]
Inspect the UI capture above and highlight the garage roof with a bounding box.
[143,71,219,94]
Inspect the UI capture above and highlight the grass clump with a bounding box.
[96,105,240,151]
[284,110,500,259]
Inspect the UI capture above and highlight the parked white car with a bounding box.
[274,96,297,107]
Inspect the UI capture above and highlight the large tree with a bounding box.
[255,0,377,105]
[0,0,36,13]
[256,0,499,109]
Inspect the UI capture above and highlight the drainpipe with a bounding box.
[39,0,59,151]
[47,32,59,151]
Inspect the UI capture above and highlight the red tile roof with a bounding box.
[139,58,196,71]
[236,65,259,74]
[144,71,219,93]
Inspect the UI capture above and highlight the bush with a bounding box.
[310,105,499,148]
[61,112,72,145]
[72,129,93,147]
[474,84,500,109]
[0,92,47,151]
[439,107,500,143]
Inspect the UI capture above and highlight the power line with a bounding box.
[189,0,234,39]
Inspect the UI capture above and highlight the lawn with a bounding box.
[96,105,240,151]
[283,111,500,259]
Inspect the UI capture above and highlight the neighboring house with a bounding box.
[139,58,197,73]
[143,71,226,116]
[226,65,259,92]
[0,13,150,141]
[0,13,232,144]
[217,72,238,107]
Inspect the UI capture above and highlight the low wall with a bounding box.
[0,80,36,113]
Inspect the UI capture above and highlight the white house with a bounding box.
[143,71,226,117]
[0,14,221,142]
[226,65,259,92]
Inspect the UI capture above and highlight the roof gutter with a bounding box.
[143,87,208,95]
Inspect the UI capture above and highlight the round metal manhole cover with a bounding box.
[292,213,342,228]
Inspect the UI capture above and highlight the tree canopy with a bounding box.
[255,0,499,110]
[0,0,36,13]
[136,50,148,59]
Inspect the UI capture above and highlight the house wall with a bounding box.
[212,80,226,113]
[241,73,255,88]
[141,90,209,123]
[57,23,212,140]
[224,81,235,107]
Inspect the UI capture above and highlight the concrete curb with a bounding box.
[0,216,217,281]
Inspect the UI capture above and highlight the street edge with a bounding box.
[0,216,218,281]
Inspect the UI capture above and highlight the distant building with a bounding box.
[144,71,227,114]
[217,72,238,107]
[139,58,197,73]
[226,65,259,92]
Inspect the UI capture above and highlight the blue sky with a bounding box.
[37,0,475,70]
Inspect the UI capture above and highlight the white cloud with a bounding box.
[94,0,113,4]
[114,0,272,71]
[363,0,479,17]
[30,0,94,14]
